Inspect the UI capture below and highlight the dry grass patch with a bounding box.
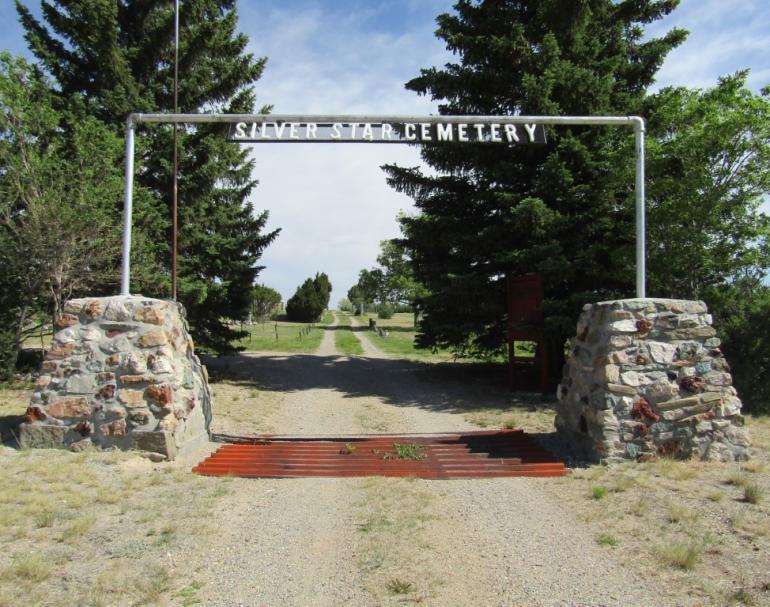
[463,405,554,432]
[0,444,233,606]
[541,415,770,606]
[355,478,439,604]
[209,378,281,434]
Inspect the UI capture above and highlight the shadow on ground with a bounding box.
[202,352,575,458]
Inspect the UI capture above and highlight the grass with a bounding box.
[657,540,702,570]
[744,482,764,504]
[0,434,232,606]
[176,581,204,606]
[355,312,457,361]
[355,478,436,602]
[333,312,365,356]
[591,486,608,500]
[4,554,54,583]
[667,503,699,525]
[596,533,619,548]
[234,315,329,353]
[386,578,414,594]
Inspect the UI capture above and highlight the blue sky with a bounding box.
[2,1,769,304]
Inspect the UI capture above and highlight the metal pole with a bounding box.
[633,117,646,298]
[119,113,648,298]
[121,116,136,295]
[171,0,180,300]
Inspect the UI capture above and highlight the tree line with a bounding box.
[351,0,770,411]
[1,0,279,378]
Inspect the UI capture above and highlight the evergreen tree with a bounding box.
[16,0,279,352]
[384,0,686,367]
[286,273,332,323]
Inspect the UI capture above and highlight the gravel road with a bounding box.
[183,314,664,606]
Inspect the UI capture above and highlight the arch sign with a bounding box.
[227,119,547,144]
[121,113,646,297]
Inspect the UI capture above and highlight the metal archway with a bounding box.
[121,113,646,297]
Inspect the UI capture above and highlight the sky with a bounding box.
[2,0,770,305]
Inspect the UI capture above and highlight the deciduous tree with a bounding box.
[16,0,280,352]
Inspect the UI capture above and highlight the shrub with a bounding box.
[591,486,608,500]
[377,302,394,319]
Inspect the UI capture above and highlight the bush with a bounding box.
[286,273,332,322]
[377,302,394,319]
[338,298,353,312]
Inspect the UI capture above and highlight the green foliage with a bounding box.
[286,273,332,322]
[642,73,770,300]
[16,0,280,353]
[377,302,394,320]
[0,52,129,377]
[383,0,686,362]
[391,443,426,461]
[596,533,619,548]
[337,298,354,312]
[707,281,770,413]
[591,486,608,500]
[249,284,282,322]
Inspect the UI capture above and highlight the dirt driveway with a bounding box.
[181,316,665,607]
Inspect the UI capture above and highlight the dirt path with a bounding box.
[187,320,664,606]
[348,314,385,358]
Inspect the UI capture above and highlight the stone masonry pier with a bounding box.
[20,296,212,459]
[556,298,750,463]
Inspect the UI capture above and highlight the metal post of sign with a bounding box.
[633,118,646,298]
[120,116,135,296]
[171,0,180,301]
[120,113,647,297]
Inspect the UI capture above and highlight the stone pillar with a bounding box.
[20,296,212,459]
[556,298,750,463]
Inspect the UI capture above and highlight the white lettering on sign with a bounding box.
[227,120,547,144]
[524,123,538,142]
[437,123,453,141]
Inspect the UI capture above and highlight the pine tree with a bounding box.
[384,0,686,366]
[16,0,279,352]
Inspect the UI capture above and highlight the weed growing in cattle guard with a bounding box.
[392,443,426,461]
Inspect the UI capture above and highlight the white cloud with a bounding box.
[238,0,770,305]
[239,1,454,303]
[647,0,770,91]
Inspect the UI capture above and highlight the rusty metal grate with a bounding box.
[193,430,568,479]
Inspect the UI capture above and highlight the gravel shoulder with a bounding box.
[187,320,670,606]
